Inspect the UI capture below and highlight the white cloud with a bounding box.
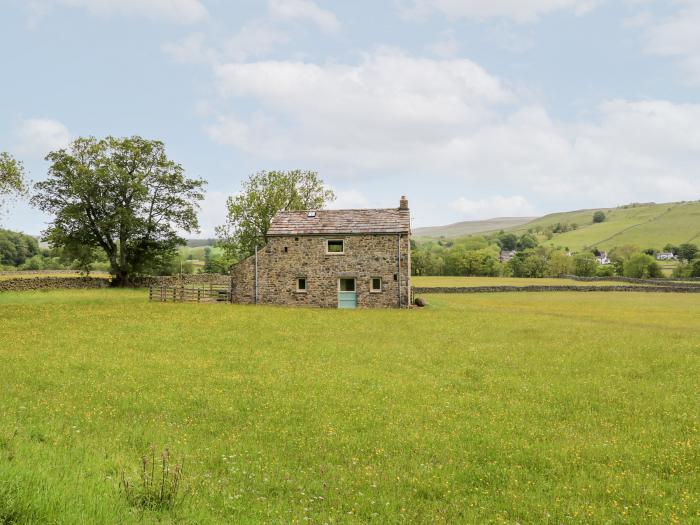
[15,118,73,157]
[28,0,208,24]
[397,0,599,23]
[449,195,537,219]
[643,1,700,84]
[202,50,700,209]
[329,189,372,209]
[268,0,340,34]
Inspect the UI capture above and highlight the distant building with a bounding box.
[656,252,676,261]
[596,251,611,265]
[499,250,517,263]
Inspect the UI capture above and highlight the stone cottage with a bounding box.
[230,196,411,308]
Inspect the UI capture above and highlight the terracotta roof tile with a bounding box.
[268,208,410,236]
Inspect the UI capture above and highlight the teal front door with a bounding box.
[338,278,357,309]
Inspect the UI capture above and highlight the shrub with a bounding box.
[593,211,606,223]
[573,253,598,277]
[691,261,700,278]
[596,264,616,277]
[624,254,663,279]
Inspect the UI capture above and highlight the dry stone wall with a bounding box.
[231,234,411,308]
[0,277,110,293]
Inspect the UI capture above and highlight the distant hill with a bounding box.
[415,200,700,252]
[413,217,537,239]
[507,201,700,252]
[186,238,217,248]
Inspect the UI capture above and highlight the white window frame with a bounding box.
[370,277,382,293]
[326,239,345,255]
[296,277,307,293]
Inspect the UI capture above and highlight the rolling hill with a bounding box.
[417,200,700,252]
[413,217,537,239]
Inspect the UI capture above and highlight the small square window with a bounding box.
[327,239,344,254]
[296,278,307,292]
[371,277,382,292]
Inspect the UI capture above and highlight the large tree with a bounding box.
[32,136,206,286]
[216,170,335,259]
[0,152,27,221]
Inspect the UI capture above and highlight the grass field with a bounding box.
[1,290,699,523]
[412,276,649,287]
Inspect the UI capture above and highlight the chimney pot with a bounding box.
[399,195,409,210]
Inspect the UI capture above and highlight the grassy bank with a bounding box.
[0,290,698,523]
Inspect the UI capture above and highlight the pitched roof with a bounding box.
[267,208,411,236]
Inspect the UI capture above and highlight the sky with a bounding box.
[1,0,699,236]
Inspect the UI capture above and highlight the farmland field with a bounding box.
[1,290,699,523]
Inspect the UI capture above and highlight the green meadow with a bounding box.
[1,289,699,523]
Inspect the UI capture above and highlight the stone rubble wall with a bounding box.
[0,273,230,293]
[563,275,700,285]
[0,277,110,293]
[131,274,231,288]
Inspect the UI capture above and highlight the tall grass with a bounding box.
[0,289,698,523]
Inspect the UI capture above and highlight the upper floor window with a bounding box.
[326,239,344,254]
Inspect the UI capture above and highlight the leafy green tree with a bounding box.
[509,250,546,278]
[0,152,27,221]
[516,233,538,250]
[496,232,518,251]
[677,243,698,262]
[691,260,700,278]
[573,253,598,277]
[0,229,39,266]
[32,136,206,286]
[592,211,606,223]
[217,170,335,260]
[624,254,663,278]
[545,251,573,277]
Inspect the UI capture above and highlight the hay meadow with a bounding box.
[1,289,699,523]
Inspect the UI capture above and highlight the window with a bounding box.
[326,239,344,254]
[296,278,307,292]
[370,277,382,293]
[284,246,288,253]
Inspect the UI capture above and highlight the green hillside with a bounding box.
[413,217,536,239]
[417,200,700,252]
[510,201,700,252]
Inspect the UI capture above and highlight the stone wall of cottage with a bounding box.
[231,234,411,308]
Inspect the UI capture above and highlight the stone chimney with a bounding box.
[399,195,409,210]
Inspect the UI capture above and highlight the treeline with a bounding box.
[412,231,700,279]
[0,229,234,275]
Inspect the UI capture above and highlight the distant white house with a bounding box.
[656,252,676,261]
[596,251,611,265]
[499,250,517,263]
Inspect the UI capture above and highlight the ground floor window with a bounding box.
[296,278,307,292]
[370,277,382,292]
